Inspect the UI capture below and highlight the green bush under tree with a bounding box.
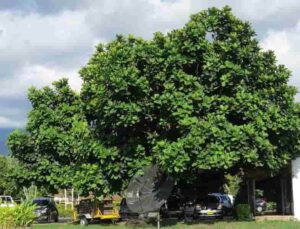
[235,204,252,220]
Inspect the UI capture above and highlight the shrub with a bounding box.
[266,202,277,212]
[56,204,74,218]
[235,204,252,220]
[0,204,36,229]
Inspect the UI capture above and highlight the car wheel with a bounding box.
[216,215,223,220]
[184,214,192,222]
[80,217,88,227]
[111,219,117,224]
[54,213,59,223]
[193,213,198,220]
[256,206,263,213]
[192,209,199,220]
[47,214,52,223]
[177,213,184,220]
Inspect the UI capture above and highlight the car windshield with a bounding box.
[33,199,50,206]
[0,197,10,203]
[196,196,218,205]
[220,196,228,202]
[206,196,219,204]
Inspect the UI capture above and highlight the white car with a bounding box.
[0,195,15,207]
[184,193,234,219]
[210,193,234,208]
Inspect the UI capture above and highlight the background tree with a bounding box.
[8,79,118,196]
[0,156,19,195]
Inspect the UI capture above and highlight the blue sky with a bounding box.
[1,0,300,154]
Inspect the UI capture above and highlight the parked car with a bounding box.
[33,197,59,223]
[256,198,267,213]
[119,198,139,220]
[210,193,233,214]
[160,194,185,219]
[0,195,15,207]
[184,194,233,219]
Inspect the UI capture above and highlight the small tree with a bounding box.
[7,79,114,195]
[223,174,242,196]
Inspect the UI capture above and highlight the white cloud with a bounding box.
[83,0,193,40]
[0,116,24,128]
[261,21,300,99]
[0,10,95,70]
[189,0,300,22]
[0,9,92,128]
[0,63,81,129]
[0,65,82,99]
[261,31,291,56]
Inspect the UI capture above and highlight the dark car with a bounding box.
[33,197,59,222]
[185,194,232,219]
[160,195,185,219]
[119,198,139,220]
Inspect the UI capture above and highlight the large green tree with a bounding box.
[8,7,300,195]
[80,7,300,179]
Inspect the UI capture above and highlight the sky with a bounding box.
[0,0,300,154]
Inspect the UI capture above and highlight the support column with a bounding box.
[292,158,300,219]
[71,188,74,210]
[64,189,67,210]
[280,178,287,215]
[247,178,256,215]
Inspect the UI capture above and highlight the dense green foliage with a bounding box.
[235,204,252,220]
[80,7,300,178]
[0,156,19,196]
[8,7,300,195]
[266,202,277,213]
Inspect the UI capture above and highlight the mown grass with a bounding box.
[33,220,300,229]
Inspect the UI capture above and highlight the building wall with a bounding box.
[292,158,300,219]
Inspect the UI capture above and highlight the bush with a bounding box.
[235,204,252,220]
[266,202,277,212]
[56,204,74,218]
[0,204,36,229]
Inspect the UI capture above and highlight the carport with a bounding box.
[242,157,300,219]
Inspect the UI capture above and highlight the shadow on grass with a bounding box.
[74,217,255,228]
[148,217,255,228]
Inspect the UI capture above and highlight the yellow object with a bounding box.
[73,198,119,224]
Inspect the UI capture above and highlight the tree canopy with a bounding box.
[8,7,300,195]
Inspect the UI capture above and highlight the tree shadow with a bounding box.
[148,217,255,227]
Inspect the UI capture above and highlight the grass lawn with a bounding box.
[33,220,300,229]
